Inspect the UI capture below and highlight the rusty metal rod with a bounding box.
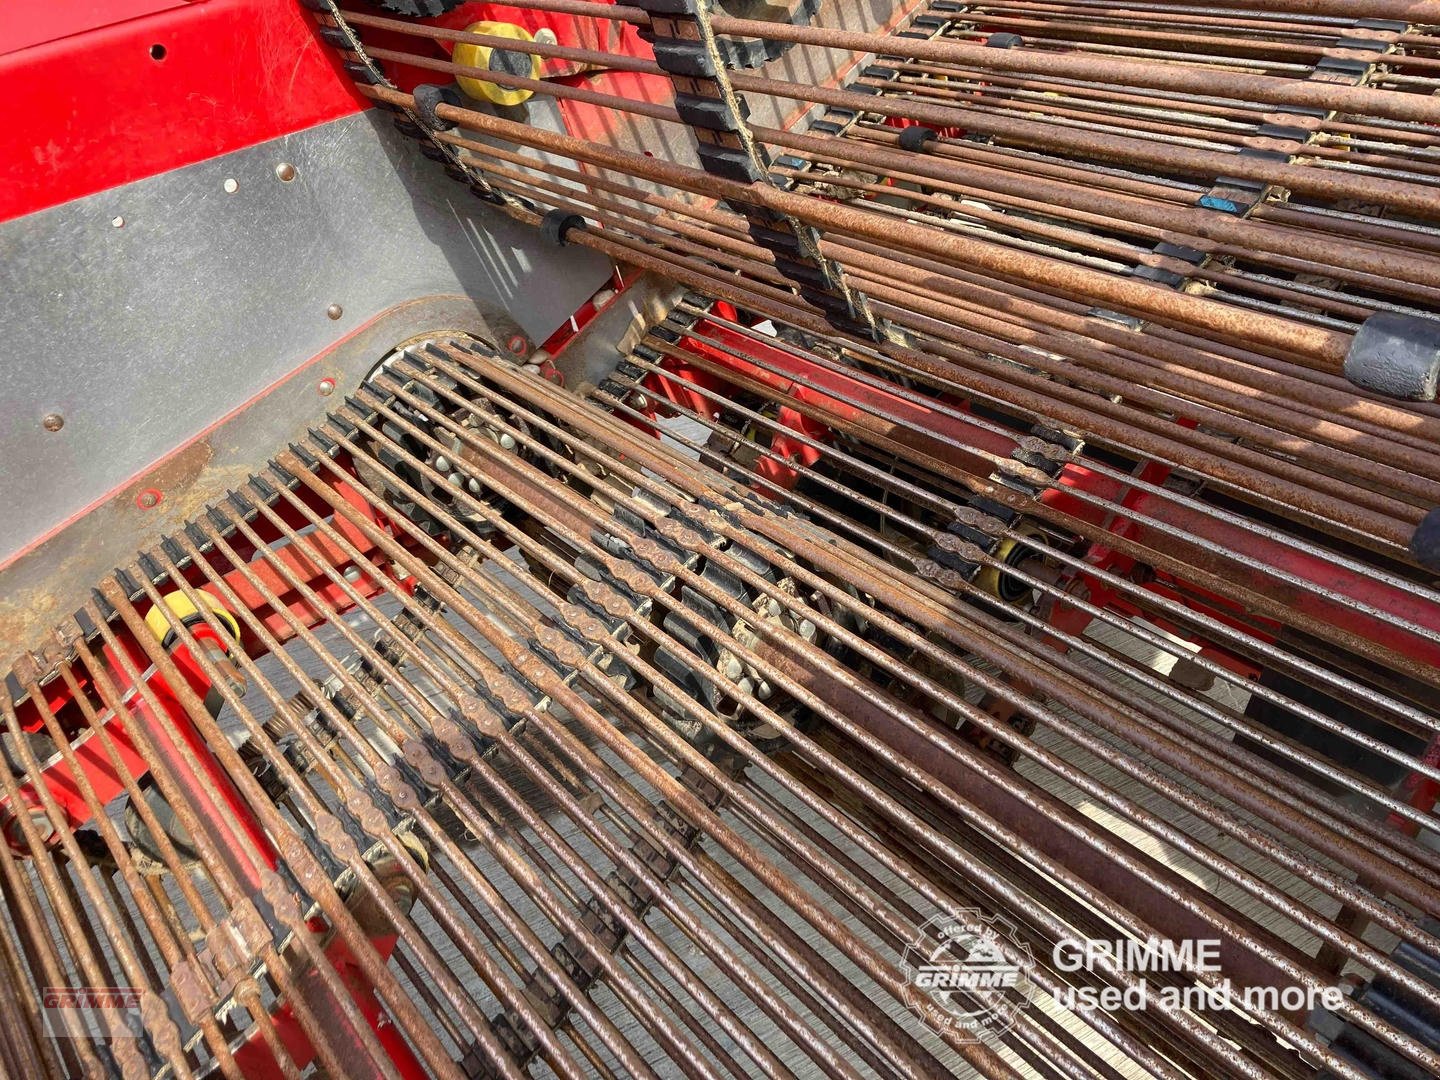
[336,365,1428,1080]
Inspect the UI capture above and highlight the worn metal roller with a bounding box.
[3,1,1440,1077]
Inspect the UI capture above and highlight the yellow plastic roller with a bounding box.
[974,527,1047,605]
[453,22,541,107]
[144,591,241,653]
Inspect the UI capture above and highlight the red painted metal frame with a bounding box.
[0,0,369,223]
[0,0,658,225]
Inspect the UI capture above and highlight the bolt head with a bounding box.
[136,488,161,509]
[318,377,336,396]
[275,162,297,183]
[506,333,529,356]
[325,304,343,321]
[111,216,125,228]
[41,413,64,432]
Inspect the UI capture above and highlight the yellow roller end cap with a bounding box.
[453,22,541,107]
[144,592,241,651]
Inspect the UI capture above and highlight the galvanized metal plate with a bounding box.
[0,109,611,567]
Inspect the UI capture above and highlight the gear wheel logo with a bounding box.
[902,909,1036,1042]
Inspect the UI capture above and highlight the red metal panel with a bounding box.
[0,0,367,223]
[0,0,193,57]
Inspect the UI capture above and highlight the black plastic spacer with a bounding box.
[541,209,586,247]
[696,143,767,184]
[673,92,748,132]
[414,83,463,131]
[1031,425,1083,454]
[968,496,1021,526]
[772,257,829,288]
[748,224,803,255]
[649,38,717,78]
[630,0,700,13]
[1133,264,1186,289]
[1344,310,1440,401]
[1411,508,1440,570]
[987,32,1024,48]
[1153,241,1206,265]
[1317,55,1371,75]
[898,125,939,152]
[344,62,382,85]
[1256,123,1308,142]
[928,544,982,580]
[946,520,999,550]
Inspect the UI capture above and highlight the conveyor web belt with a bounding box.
[335,0,1440,404]
[0,338,1437,1080]
[6,0,1440,1076]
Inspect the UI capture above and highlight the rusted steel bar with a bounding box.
[614,373,1440,872]
[417,344,1416,938]
[710,16,1440,126]
[344,0,1440,48]
[215,495,846,1080]
[334,364,1428,1080]
[479,133,1430,455]
[610,377,1440,898]
[300,432,1226,1080]
[355,87,1358,373]
[93,587,444,1080]
[216,452,967,1077]
[437,355,1440,961]
[3,687,253,1078]
[726,68,1440,222]
[610,336,1440,743]
[286,446,1018,1080]
[156,527,636,1080]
